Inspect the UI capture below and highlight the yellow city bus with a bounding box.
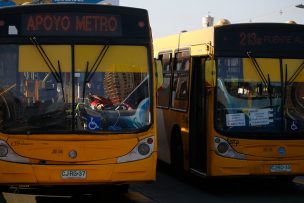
[0,4,158,192]
[154,21,304,180]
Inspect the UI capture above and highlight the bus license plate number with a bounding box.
[61,170,87,179]
[270,164,291,172]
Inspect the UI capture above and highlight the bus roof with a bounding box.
[154,23,304,58]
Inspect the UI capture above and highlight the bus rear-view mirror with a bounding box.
[155,59,163,89]
[205,59,216,87]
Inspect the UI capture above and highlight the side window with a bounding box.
[157,52,172,108]
[172,50,190,110]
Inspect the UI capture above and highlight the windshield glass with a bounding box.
[0,44,150,134]
[216,57,304,135]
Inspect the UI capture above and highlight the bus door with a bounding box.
[189,57,207,175]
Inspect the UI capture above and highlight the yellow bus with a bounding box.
[0,4,158,192]
[154,21,304,179]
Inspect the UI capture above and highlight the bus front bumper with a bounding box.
[210,152,304,176]
[0,152,157,185]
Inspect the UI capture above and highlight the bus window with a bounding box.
[157,52,172,108]
[283,59,304,131]
[172,51,190,110]
[216,57,282,133]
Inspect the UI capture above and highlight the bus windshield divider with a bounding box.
[82,62,89,103]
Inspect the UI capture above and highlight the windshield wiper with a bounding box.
[29,37,65,102]
[246,51,273,105]
[247,52,268,86]
[81,45,110,102]
[287,60,304,84]
[282,61,304,106]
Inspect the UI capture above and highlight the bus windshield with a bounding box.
[0,44,150,134]
[215,57,304,135]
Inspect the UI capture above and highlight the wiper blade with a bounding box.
[30,37,65,102]
[81,45,110,102]
[283,61,304,106]
[287,60,304,84]
[247,51,268,86]
[57,60,65,102]
[87,45,110,82]
[30,37,61,83]
[247,51,273,105]
[0,84,16,96]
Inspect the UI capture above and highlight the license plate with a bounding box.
[61,170,87,179]
[270,164,292,172]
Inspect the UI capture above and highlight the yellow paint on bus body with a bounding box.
[19,45,148,73]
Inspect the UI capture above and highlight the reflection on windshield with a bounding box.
[215,57,304,135]
[0,44,151,134]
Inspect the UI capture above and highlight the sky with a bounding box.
[120,0,304,38]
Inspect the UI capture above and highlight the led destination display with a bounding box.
[22,13,122,36]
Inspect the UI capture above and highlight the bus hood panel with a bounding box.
[235,142,304,159]
[6,138,138,162]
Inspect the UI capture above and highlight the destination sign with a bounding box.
[238,32,304,47]
[22,13,122,36]
[214,24,304,58]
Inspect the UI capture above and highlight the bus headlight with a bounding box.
[217,142,229,154]
[0,140,29,163]
[117,136,154,163]
[0,145,8,157]
[137,143,150,156]
[214,137,246,160]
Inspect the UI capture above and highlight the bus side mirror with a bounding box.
[155,59,163,89]
[205,60,216,87]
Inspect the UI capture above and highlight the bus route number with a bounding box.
[240,32,262,46]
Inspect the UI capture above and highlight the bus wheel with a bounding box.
[170,130,185,178]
